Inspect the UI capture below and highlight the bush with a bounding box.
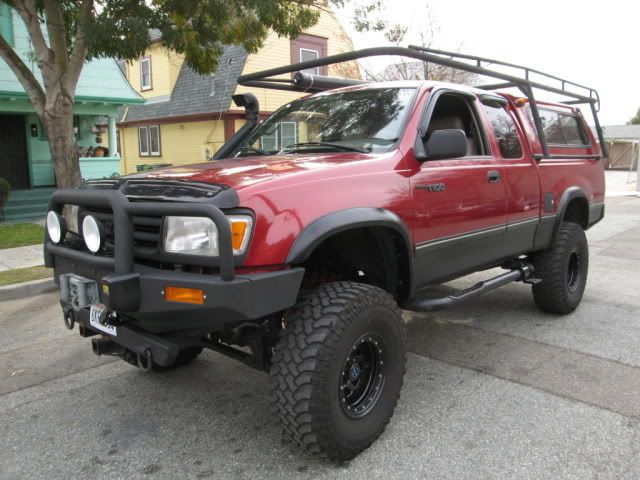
[0,177,9,210]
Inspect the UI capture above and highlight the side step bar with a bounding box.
[403,263,535,312]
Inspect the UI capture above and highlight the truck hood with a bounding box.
[125,153,376,190]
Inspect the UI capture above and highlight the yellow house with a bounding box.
[117,9,358,173]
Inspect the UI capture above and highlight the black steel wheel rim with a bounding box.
[567,250,581,293]
[339,333,385,419]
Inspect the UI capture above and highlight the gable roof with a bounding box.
[602,125,640,140]
[118,45,248,124]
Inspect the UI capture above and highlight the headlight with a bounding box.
[46,211,66,244]
[82,215,104,253]
[163,215,253,256]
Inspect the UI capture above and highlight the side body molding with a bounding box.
[286,208,414,286]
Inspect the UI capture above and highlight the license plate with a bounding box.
[89,304,117,336]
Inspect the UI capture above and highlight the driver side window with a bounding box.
[425,93,487,157]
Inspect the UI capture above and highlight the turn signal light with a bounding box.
[164,286,205,304]
[230,220,249,251]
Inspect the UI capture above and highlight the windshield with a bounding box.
[234,87,416,157]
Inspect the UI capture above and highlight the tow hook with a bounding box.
[136,349,153,372]
[63,310,75,330]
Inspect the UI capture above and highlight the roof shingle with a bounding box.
[118,45,248,123]
[602,125,640,140]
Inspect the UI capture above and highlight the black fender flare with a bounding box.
[286,207,414,290]
[553,186,589,240]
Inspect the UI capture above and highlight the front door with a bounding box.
[409,90,507,289]
[0,115,29,189]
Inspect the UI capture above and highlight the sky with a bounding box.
[334,0,638,126]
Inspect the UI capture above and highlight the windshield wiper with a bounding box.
[235,146,271,157]
[283,142,371,154]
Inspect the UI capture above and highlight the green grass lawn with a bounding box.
[0,223,45,249]
[0,265,51,286]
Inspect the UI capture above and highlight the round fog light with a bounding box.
[46,211,66,244]
[82,215,104,253]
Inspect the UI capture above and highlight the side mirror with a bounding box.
[416,129,467,161]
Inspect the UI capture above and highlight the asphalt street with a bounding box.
[1,195,640,479]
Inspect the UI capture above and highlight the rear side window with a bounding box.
[483,104,523,158]
[538,109,589,146]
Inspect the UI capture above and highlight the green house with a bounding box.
[0,3,143,219]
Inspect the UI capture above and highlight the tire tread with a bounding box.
[269,281,406,461]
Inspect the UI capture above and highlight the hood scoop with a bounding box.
[80,179,240,209]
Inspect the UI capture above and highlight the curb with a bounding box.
[0,277,56,302]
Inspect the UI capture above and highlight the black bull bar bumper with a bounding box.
[45,188,304,335]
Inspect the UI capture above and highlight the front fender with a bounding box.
[286,207,412,264]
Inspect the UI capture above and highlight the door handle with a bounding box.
[487,170,500,183]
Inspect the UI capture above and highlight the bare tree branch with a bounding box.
[11,0,56,86]
[43,0,69,74]
[0,30,45,114]
[64,0,92,93]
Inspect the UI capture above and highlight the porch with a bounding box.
[0,110,122,221]
[0,111,122,190]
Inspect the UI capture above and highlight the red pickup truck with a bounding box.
[44,47,605,461]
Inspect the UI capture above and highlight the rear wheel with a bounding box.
[531,221,588,314]
[269,281,406,461]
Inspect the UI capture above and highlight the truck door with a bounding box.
[480,98,541,258]
[409,90,507,288]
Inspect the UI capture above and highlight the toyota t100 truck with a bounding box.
[44,47,606,461]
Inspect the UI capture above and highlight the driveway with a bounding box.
[1,196,640,479]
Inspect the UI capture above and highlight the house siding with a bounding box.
[0,4,142,194]
[117,7,356,171]
[121,119,225,174]
[231,8,358,114]
[125,43,185,100]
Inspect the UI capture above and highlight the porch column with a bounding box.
[108,115,119,157]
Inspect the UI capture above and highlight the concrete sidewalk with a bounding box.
[0,244,44,272]
[605,169,638,196]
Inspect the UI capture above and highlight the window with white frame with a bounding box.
[280,122,297,148]
[140,57,152,90]
[259,122,297,151]
[291,34,327,77]
[138,125,161,156]
[300,48,320,75]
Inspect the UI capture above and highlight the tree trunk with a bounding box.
[42,91,82,189]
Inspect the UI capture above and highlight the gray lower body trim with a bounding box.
[414,225,506,288]
[533,214,556,251]
[589,202,605,227]
[504,217,539,257]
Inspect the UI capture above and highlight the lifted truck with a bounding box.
[44,46,606,461]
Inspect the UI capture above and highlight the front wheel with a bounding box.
[531,221,589,314]
[269,281,406,461]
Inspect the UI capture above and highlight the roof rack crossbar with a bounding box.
[237,45,608,158]
[239,46,595,103]
[562,99,593,106]
[409,46,600,109]
[477,82,519,91]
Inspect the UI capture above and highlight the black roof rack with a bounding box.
[237,46,607,158]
